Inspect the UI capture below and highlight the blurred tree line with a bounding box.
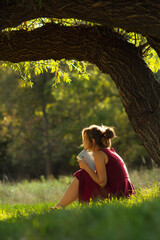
[0,64,158,180]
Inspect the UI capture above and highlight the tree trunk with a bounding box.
[40,73,53,177]
[41,98,53,177]
[96,40,160,165]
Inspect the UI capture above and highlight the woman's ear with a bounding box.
[92,138,96,145]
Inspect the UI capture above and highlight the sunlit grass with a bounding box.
[0,204,48,221]
[0,169,159,240]
[0,184,159,240]
[0,177,159,221]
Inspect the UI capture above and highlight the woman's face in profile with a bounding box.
[82,133,91,150]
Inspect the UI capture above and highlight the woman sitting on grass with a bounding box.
[51,124,135,208]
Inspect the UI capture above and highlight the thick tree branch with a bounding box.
[0,24,117,66]
[1,0,160,58]
[0,0,160,39]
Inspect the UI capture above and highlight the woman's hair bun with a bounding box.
[104,128,115,139]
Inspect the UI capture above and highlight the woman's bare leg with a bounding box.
[54,177,79,208]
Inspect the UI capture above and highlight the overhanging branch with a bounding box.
[0,24,121,65]
[1,0,160,39]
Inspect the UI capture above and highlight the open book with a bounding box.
[77,150,96,171]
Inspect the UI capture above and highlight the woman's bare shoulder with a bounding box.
[94,150,108,164]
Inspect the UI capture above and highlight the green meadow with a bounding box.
[0,168,160,240]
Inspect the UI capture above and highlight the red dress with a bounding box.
[74,148,135,202]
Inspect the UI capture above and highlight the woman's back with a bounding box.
[100,148,130,184]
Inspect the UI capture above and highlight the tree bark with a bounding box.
[0,0,160,56]
[96,37,160,165]
[0,0,160,37]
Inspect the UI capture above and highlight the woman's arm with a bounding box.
[77,151,108,188]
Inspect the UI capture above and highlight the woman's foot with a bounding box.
[48,205,62,211]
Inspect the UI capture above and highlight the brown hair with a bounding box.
[82,124,116,148]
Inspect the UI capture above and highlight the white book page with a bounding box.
[77,150,96,171]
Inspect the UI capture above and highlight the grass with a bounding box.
[0,175,71,204]
[130,167,160,188]
[1,168,160,205]
[0,168,160,240]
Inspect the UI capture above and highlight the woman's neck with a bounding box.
[91,145,101,153]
